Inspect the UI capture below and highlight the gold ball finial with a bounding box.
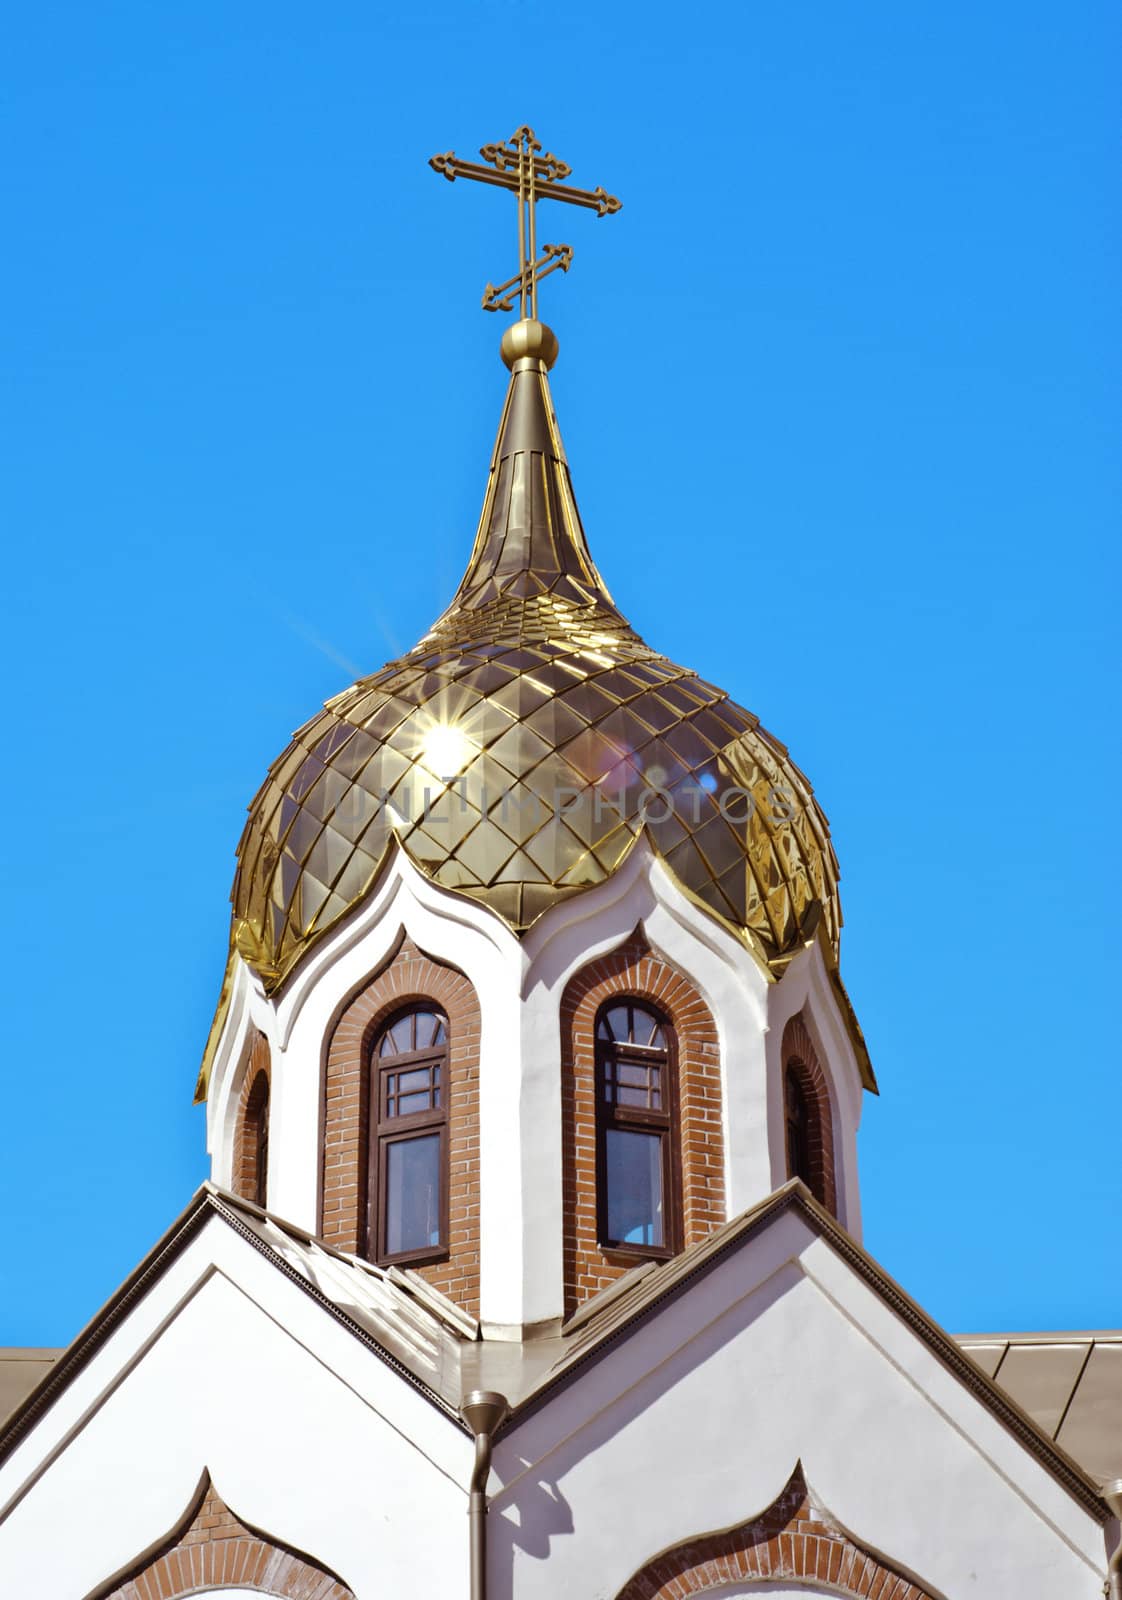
[501,318,559,371]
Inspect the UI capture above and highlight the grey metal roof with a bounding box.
[0,1351,61,1428]
[956,1332,1122,1487]
[0,1184,1112,1522]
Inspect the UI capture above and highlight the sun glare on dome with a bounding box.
[421,723,474,780]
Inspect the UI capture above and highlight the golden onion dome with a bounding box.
[229,321,841,992]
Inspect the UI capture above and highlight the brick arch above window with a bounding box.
[781,1013,837,1217]
[561,931,724,1317]
[87,1471,353,1600]
[322,934,481,1316]
[613,1461,940,1600]
[232,1031,271,1206]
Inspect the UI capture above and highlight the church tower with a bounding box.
[2,127,1113,1600]
[199,126,875,1339]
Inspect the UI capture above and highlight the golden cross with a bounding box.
[430,125,622,318]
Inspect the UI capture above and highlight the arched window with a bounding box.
[595,1000,679,1257]
[785,1064,812,1190]
[244,1071,269,1209]
[367,1005,448,1265]
[782,1041,836,1214]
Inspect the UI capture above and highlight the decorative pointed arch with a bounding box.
[86,1470,354,1600]
[613,1461,942,1600]
[561,929,724,1315]
[322,932,481,1315]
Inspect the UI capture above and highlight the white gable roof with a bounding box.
[0,1184,1109,1600]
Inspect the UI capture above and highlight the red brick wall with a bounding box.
[782,1012,838,1216]
[322,935,481,1316]
[561,933,724,1316]
[91,1474,353,1599]
[232,1031,271,1204]
[615,1462,937,1600]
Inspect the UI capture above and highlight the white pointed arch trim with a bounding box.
[244,852,522,1310]
[520,836,773,1230]
[204,850,521,1177]
[697,1588,849,1598]
[272,848,515,1053]
[206,956,273,1189]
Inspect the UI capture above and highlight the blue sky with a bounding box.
[1,0,1118,1345]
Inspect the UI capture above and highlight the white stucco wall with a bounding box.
[206,843,869,1331]
[489,1210,1105,1600]
[0,1218,469,1600]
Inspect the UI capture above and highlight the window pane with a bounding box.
[379,1009,447,1059]
[385,1134,441,1255]
[632,1007,658,1047]
[381,1018,413,1056]
[385,1065,441,1118]
[614,1084,648,1108]
[612,1059,663,1109]
[255,1127,269,1208]
[616,1061,648,1088]
[785,1069,813,1185]
[605,1128,664,1247]
[396,1067,434,1094]
[414,1011,444,1049]
[603,1004,630,1042]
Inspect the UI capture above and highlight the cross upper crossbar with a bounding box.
[429,152,621,217]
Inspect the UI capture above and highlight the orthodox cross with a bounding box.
[429,126,622,317]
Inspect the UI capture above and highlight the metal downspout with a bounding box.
[461,1389,510,1600]
[1101,1480,1122,1600]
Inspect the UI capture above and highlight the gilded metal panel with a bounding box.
[226,333,842,997]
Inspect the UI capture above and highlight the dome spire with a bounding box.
[433,316,624,619]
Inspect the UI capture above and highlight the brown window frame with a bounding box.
[594,999,681,1261]
[365,1004,450,1268]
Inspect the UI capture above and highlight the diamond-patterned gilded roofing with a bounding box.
[229,327,841,993]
